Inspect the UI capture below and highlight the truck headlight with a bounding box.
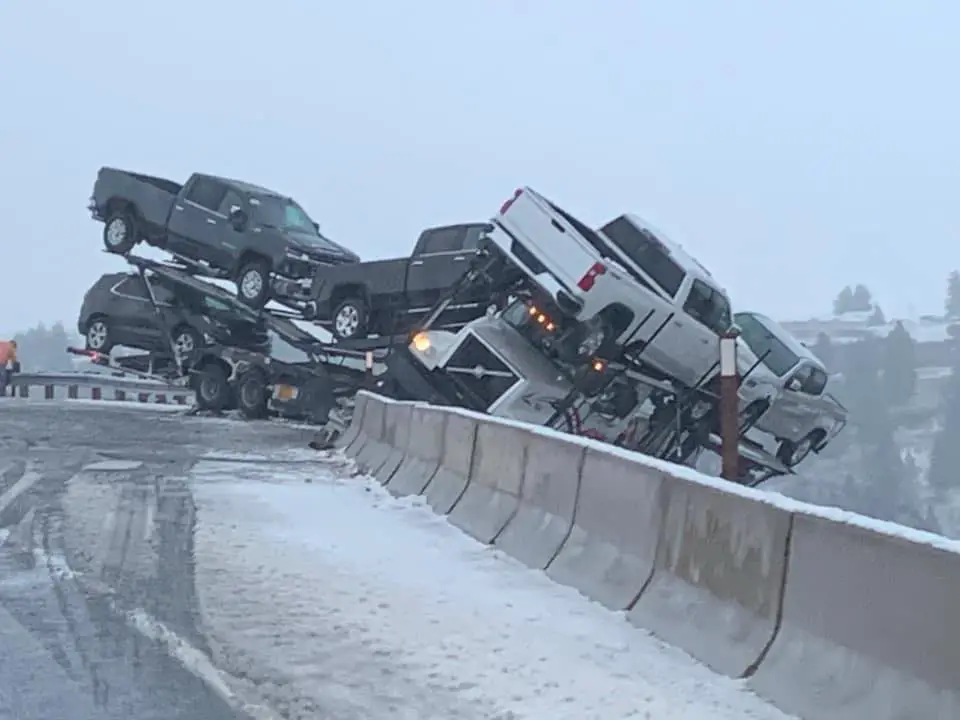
[412,332,431,352]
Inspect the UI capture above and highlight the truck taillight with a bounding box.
[577,262,607,291]
[499,188,523,215]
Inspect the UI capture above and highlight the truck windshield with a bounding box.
[250,195,317,234]
[734,312,799,376]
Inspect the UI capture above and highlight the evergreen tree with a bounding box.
[881,321,917,406]
[844,337,887,444]
[867,305,886,326]
[833,286,854,315]
[929,365,960,496]
[946,270,960,319]
[850,284,873,312]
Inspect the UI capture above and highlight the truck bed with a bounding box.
[92,167,180,237]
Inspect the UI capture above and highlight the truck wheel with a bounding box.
[776,430,824,468]
[332,298,368,340]
[236,260,270,308]
[195,363,231,412]
[236,369,270,419]
[103,211,138,254]
[85,317,114,353]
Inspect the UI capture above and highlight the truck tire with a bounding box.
[85,316,114,353]
[194,363,232,412]
[332,297,368,340]
[776,429,824,468]
[236,260,271,309]
[103,210,138,254]
[236,369,270,419]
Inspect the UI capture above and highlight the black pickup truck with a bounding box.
[306,223,516,340]
[88,168,360,309]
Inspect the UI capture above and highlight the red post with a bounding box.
[68,385,78,399]
[115,389,125,401]
[44,384,54,399]
[155,394,166,404]
[719,330,740,481]
[91,387,102,400]
[138,392,149,403]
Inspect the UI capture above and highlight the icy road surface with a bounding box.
[190,453,794,720]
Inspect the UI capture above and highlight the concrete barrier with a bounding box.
[337,393,367,452]
[386,406,444,497]
[352,394,390,473]
[374,402,413,484]
[447,420,530,544]
[628,478,791,678]
[423,411,477,515]
[495,432,584,570]
[749,511,960,719]
[546,447,664,611]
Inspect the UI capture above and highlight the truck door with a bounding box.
[213,189,250,268]
[405,226,477,320]
[166,176,229,262]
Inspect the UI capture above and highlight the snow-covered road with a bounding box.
[189,452,794,720]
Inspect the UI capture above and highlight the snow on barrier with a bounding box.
[628,478,791,678]
[2,374,190,404]
[374,401,413,484]
[339,392,960,718]
[423,411,477,515]
[447,419,530,544]
[748,510,960,719]
[386,405,444,497]
[494,431,584,570]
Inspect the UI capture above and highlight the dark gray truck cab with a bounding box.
[89,167,360,309]
[306,223,501,340]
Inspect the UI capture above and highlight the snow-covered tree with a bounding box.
[946,270,960,319]
[882,321,917,406]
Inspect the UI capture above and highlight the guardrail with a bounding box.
[2,372,192,404]
[340,390,960,720]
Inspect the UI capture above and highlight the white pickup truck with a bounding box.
[484,187,732,389]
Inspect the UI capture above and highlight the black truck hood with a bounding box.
[284,229,360,263]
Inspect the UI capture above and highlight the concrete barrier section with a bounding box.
[374,402,413,484]
[424,411,477,515]
[749,512,960,719]
[338,393,368,452]
[495,433,584,570]
[547,448,664,611]
[628,478,791,678]
[387,406,444,497]
[448,420,530,544]
[354,394,392,474]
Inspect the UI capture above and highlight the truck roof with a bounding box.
[202,174,288,200]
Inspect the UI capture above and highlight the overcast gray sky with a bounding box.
[1,1,958,337]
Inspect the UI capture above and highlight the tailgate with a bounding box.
[495,188,601,290]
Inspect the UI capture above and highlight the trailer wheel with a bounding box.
[195,363,231,412]
[236,259,271,309]
[103,210,138,254]
[301,376,336,424]
[237,369,270,419]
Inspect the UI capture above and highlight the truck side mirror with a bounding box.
[229,207,248,231]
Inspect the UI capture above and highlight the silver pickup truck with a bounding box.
[735,311,848,467]
[485,188,731,389]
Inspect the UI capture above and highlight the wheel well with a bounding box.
[235,250,272,278]
[330,283,369,310]
[170,323,200,341]
[84,313,107,333]
[105,197,139,220]
[598,303,635,335]
[195,355,231,379]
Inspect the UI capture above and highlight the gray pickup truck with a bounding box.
[307,223,512,340]
[88,168,360,308]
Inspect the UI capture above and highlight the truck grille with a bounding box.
[444,335,519,409]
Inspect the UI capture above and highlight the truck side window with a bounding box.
[114,276,150,300]
[683,279,731,335]
[218,190,245,216]
[599,217,686,298]
[417,227,465,255]
[186,177,228,212]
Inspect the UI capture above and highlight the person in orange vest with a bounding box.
[0,340,18,393]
